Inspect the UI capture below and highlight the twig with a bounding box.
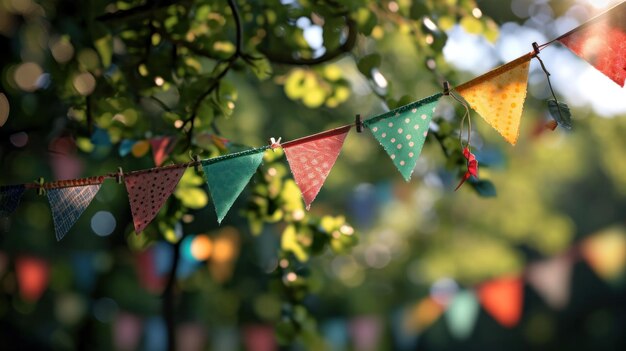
[180,0,245,146]
[149,96,171,112]
[259,17,357,65]
[96,0,178,22]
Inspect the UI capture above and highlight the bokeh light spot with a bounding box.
[93,297,117,323]
[50,37,74,63]
[10,132,28,147]
[0,93,9,127]
[190,235,213,261]
[73,72,96,96]
[14,62,43,92]
[91,211,116,237]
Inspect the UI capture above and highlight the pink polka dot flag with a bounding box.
[558,2,626,87]
[364,94,442,181]
[283,126,351,210]
[125,165,186,233]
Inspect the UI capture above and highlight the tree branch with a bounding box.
[259,17,357,66]
[96,0,179,22]
[180,0,245,146]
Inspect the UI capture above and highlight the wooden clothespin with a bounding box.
[443,81,451,96]
[116,167,124,184]
[193,154,202,172]
[355,114,363,133]
[269,137,282,149]
[36,177,45,195]
[532,42,540,57]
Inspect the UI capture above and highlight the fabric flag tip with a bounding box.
[456,54,532,145]
[150,137,176,167]
[478,275,524,328]
[125,166,186,233]
[47,184,102,241]
[283,126,351,209]
[558,2,626,87]
[204,150,265,224]
[365,94,442,181]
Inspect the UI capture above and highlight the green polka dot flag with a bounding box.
[364,93,442,181]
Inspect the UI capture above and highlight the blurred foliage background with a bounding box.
[1,0,626,350]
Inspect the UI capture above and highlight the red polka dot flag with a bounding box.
[558,1,626,87]
[124,166,186,233]
[283,126,351,210]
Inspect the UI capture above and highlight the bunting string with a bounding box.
[1,2,625,239]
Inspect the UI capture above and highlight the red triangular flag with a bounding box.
[558,2,626,87]
[125,166,186,233]
[150,136,176,166]
[478,275,524,328]
[283,126,351,210]
[15,256,50,302]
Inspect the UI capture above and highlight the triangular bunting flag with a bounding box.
[478,275,524,328]
[47,184,101,241]
[283,126,351,210]
[456,53,532,145]
[526,254,573,310]
[202,149,265,223]
[580,226,626,282]
[558,2,626,87]
[0,185,26,217]
[364,94,441,181]
[445,290,480,340]
[15,256,50,302]
[125,166,186,233]
[150,136,176,166]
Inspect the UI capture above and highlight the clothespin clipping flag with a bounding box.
[203,148,266,223]
[558,2,626,87]
[364,94,442,181]
[125,166,186,233]
[283,126,351,210]
[456,53,532,145]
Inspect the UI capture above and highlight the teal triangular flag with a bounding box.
[364,93,442,181]
[47,184,101,241]
[445,290,480,340]
[203,148,265,223]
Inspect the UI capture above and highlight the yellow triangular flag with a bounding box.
[456,53,533,145]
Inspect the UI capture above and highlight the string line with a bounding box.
[2,3,622,192]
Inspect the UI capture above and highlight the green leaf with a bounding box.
[353,8,378,35]
[460,16,483,35]
[174,187,209,209]
[246,56,273,81]
[275,319,297,345]
[92,23,113,68]
[470,179,497,197]
[547,100,572,130]
[357,54,381,77]
[281,225,309,262]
